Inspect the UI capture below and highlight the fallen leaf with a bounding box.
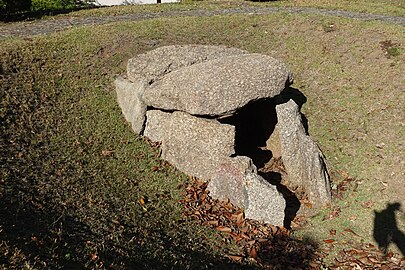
[217,226,232,233]
[330,229,336,236]
[90,253,98,261]
[366,243,375,249]
[326,207,341,220]
[361,200,374,208]
[249,247,257,259]
[226,254,243,262]
[112,219,120,225]
[247,240,256,246]
[343,228,360,237]
[303,202,313,209]
[380,181,388,187]
[205,220,219,226]
[101,150,114,157]
[240,225,249,233]
[235,212,244,225]
[323,239,335,244]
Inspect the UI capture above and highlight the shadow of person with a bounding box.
[373,202,405,257]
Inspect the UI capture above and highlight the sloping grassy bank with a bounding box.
[0,28,245,269]
[1,10,404,269]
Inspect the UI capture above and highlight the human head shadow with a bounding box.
[373,202,405,257]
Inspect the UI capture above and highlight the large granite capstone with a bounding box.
[143,54,293,117]
[127,45,248,84]
[115,45,331,226]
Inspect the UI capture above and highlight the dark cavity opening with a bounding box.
[219,94,303,227]
[219,98,277,168]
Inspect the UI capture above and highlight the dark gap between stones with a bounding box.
[219,98,301,227]
[259,171,301,229]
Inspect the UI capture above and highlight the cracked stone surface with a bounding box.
[208,156,286,226]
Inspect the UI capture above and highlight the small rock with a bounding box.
[376,143,386,149]
[114,77,147,134]
[208,156,286,226]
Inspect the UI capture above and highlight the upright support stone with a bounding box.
[145,110,235,180]
[276,100,331,206]
[143,110,172,143]
[244,172,286,226]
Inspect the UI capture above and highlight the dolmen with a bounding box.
[115,45,331,226]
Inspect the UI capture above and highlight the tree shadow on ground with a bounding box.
[0,183,258,269]
[0,6,100,23]
[373,202,405,257]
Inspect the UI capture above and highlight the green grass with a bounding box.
[1,3,404,269]
[265,0,405,17]
[0,29,243,269]
[54,0,405,19]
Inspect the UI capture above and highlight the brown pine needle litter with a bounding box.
[180,177,405,269]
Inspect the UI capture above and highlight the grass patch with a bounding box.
[0,29,242,269]
[3,0,405,22]
[264,0,405,17]
[19,0,404,21]
[1,8,404,268]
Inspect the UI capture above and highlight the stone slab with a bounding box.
[127,45,248,83]
[145,111,236,180]
[115,77,147,134]
[143,54,293,117]
[276,100,331,206]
